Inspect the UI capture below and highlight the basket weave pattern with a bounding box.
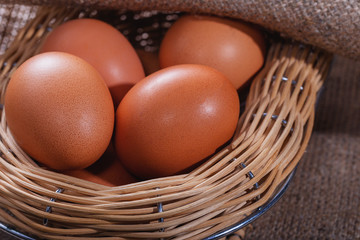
[0,6,332,239]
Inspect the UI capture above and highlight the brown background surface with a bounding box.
[0,3,359,240]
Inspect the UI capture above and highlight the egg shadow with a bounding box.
[109,83,134,110]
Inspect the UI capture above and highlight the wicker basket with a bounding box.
[0,5,332,240]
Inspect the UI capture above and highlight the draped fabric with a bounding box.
[1,0,360,60]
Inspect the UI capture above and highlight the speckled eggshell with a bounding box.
[40,18,145,107]
[159,14,266,90]
[114,64,240,180]
[4,52,115,171]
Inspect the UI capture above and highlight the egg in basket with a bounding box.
[0,5,332,240]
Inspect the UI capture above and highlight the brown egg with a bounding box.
[63,169,117,187]
[64,143,137,187]
[114,64,240,180]
[159,14,266,89]
[4,52,114,171]
[136,49,160,76]
[40,18,145,107]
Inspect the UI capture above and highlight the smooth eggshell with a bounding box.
[5,52,115,171]
[114,64,240,180]
[40,18,145,107]
[159,14,266,89]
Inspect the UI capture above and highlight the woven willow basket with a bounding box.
[0,5,332,240]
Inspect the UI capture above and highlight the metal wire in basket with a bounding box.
[0,168,296,240]
[0,5,332,240]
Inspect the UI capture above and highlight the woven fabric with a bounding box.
[1,0,360,61]
[0,3,359,240]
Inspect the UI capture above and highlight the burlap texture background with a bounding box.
[0,3,359,240]
[242,54,360,240]
[1,0,360,61]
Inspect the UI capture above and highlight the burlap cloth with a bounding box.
[0,3,359,240]
[1,0,360,61]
